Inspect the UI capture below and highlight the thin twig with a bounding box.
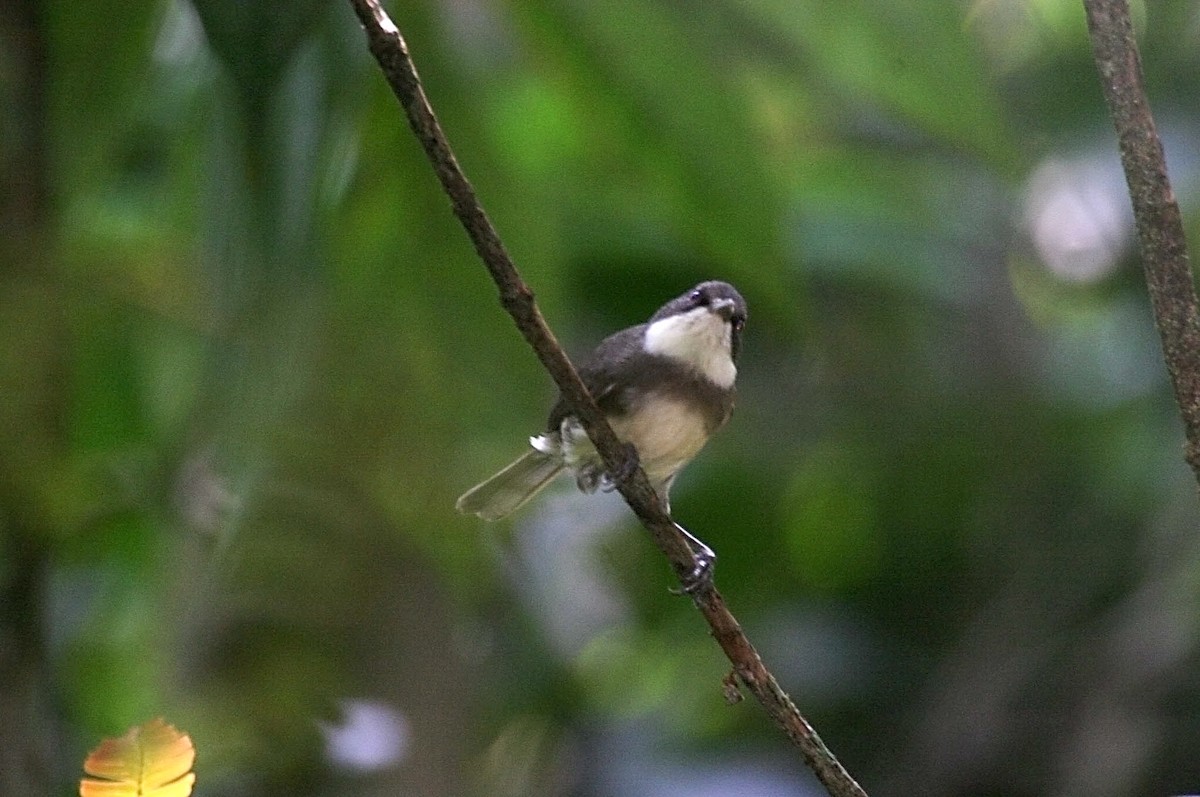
[1083,0,1200,479]
[346,1,868,795]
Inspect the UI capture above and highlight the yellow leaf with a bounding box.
[80,718,196,797]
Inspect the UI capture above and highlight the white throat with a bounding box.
[643,307,737,388]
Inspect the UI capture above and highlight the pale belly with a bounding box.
[607,395,710,487]
[534,394,714,496]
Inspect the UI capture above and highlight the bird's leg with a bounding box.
[671,521,716,594]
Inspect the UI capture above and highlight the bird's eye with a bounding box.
[690,289,707,306]
[733,316,746,332]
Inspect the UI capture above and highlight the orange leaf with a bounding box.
[80,718,196,797]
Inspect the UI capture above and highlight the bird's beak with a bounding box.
[710,297,736,321]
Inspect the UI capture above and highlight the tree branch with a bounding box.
[1084,0,1200,479]
[346,2,868,795]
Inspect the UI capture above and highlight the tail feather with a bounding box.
[456,450,564,521]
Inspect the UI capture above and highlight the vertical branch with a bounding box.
[346,2,868,796]
[0,1,61,794]
[1083,0,1200,479]
[0,0,51,262]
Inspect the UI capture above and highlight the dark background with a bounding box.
[4,1,1200,795]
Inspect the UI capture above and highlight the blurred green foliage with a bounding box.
[4,0,1200,796]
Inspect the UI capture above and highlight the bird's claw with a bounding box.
[669,522,717,595]
[673,551,716,595]
[601,443,640,493]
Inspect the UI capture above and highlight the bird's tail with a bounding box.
[455,450,564,521]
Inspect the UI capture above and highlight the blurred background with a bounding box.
[4,0,1200,795]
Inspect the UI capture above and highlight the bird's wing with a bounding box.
[547,324,647,428]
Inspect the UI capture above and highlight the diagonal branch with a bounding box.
[1083,0,1200,480]
[346,1,868,795]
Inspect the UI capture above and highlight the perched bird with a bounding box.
[456,280,747,582]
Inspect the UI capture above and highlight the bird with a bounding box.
[456,280,747,584]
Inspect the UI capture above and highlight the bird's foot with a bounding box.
[670,522,716,595]
[601,443,640,493]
